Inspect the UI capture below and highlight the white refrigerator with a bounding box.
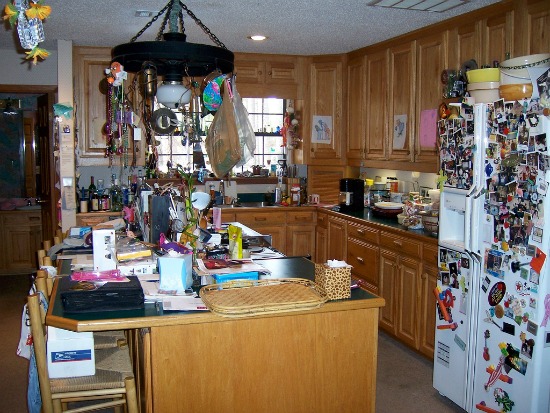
[433,98,550,413]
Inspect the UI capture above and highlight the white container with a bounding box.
[92,228,117,271]
[47,327,95,378]
[499,53,550,85]
[467,81,500,103]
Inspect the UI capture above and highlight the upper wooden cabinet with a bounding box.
[414,32,447,166]
[364,50,388,162]
[346,55,366,161]
[388,42,415,163]
[303,56,345,165]
[73,47,111,165]
[73,47,144,167]
[233,53,302,99]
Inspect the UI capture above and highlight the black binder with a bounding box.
[59,275,145,313]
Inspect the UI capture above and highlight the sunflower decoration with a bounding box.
[3,0,52,64]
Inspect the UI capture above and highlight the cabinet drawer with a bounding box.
[380,231,421,258]
[287,211,315,224]
[423,242,439,267]
[347,222,379,244]
[347,238,379,287]
[237,211,286,225]
[317,211,328,228]
[2,212,42,226]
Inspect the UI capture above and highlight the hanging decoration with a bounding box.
[3,0,51,64]
[104,62,134,167]
[281,100,301,149]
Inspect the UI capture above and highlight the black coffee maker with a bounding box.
[339,178,364,212]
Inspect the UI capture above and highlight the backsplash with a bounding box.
[360,167,438,194]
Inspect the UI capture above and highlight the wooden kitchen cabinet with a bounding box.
[304,56,345,164]
[347,220,379,294]
[346,55,366,161]
[236,210,287,253]
[233,53,301,99]
[327,214,347,261]
[286,210,316,258]
[73,46,143,167]
[364,49,388,161]
[378,231,423,350]
[76,211,123,227]
[414,32,447,167]
[388,42,415,162]
[315,210,329,263]
[481,11,514,66]
[419,242,439,359]
[0,211,42,273]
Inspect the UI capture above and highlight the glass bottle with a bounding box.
[101,188,111,211]
[121,177,129,206]
[96,179,105,211]
[88,176,96,203]
[110,174,123,212]
[91,187,100,212]
[127,176,134,205]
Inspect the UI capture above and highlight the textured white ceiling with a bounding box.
[0,0,501,55]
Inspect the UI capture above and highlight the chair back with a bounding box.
[27,293,55,413]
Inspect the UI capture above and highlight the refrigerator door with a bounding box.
[469,103,550,413]
[433,247,477,410]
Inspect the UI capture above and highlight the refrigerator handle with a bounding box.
[464,193,473,252]
[470,188,481,255]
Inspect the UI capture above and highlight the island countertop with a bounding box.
[46,256,385,413]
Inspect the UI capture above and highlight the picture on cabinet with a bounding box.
[393,114,407,149]
[311,116,332,144]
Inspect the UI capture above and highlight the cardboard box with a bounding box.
[92,228,117,271]
[118,258,157,276]
[47,327,95,378]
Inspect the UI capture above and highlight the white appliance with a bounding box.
[434,98,550,413]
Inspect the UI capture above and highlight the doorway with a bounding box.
[0,85,59,242]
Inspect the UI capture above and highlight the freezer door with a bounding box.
[433,247,477,410]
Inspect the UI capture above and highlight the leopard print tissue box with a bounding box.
[314,263,351,300]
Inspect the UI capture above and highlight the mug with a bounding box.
[308,194,320,204]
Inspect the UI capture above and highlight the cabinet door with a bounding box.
[388,43,414,162]
[524,1,550,54]
[379,248,398,334]
[286,224,316,258]
[415,33,447,167]
[315,225,328,264]
[449,23,482,70]
[419,262,438,359]
[327,216,347,261]
[234,59,265,84]
[346,55,366,161]
[308,59,344,163]
[482,12,513,64]
[73,47,111,163]
[365,50,388,160]
[396,256,421,349]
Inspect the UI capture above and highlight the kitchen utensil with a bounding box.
[374,202,404,210]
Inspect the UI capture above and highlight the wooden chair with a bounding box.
[27,293,139,413]
[34,270,127,350]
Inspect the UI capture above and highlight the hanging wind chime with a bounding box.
[3,0,51,64]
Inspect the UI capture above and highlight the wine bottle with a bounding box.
[88,176,96,203]
[110,174,123,212]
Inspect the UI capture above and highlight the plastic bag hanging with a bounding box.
[205,79,241,177]
[231,77,256,167]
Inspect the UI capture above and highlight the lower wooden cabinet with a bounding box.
[327,215,347,261]
[0,211,42,273]
[315,210,329,263]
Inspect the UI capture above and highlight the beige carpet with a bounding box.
[1,273,466,413]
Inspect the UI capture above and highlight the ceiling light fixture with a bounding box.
[248,35,267,41]
[368,0,469,13]
[112,0,234,105]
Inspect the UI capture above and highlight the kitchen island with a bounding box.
[47,257,385,413]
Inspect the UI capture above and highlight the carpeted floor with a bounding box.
[0,273,466,413]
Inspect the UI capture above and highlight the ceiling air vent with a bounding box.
[368,0,469,13]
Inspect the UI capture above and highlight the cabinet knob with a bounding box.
[393,240,402,246]
[357,229,365,234]
[357,257,364,263]
[421,272,428,280]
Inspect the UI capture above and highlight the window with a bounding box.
[156,98,286,175]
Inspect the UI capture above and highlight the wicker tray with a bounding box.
[199,278,329,318]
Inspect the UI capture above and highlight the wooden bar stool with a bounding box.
[43,239,52,251]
